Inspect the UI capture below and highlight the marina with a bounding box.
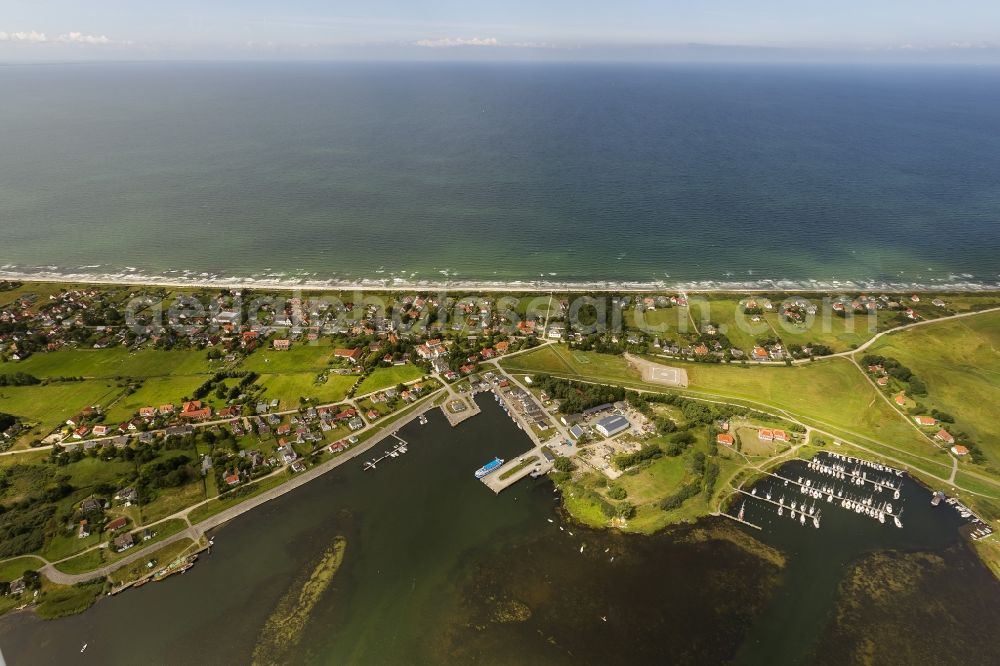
[727,454,911,532]
[361,436,408,471]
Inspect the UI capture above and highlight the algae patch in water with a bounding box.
[810,546,1000,665]
[252,537,348,666]
[680,521,787,569]
[489,598,532,624]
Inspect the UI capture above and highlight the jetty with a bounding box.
[361,436,408,471]
[480,446,555,493]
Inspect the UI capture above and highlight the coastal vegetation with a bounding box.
[251,536,348,666]
[809,547,1000,665]
[1,282,999,619]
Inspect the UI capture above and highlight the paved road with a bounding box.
[37,391,443,585]
[763,305,1000,366]
[0,374,430,458]
[500,363,1000,501]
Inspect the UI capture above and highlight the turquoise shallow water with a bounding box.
[1,62,999,287]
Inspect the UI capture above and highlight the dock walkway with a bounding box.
[481,448,553,493]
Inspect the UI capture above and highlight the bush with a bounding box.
[0,372,40,387]
[553,456,574,473]
[703,462,720,497]
[607,485,627,500]
[660,482,701,511]
[616,501,636,519]
[612,444,662,470]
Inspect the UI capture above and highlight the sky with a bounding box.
[2,0,1000,62]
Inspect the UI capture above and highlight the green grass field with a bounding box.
[257,372,358,408]
[1,348,216,379]
[102,375,209,422]
[615,455,687,505]
[239,342,336,374]
[34,581,105,619]
[354,365,425,397]
[63,456,137,490]
[866,310,1000,469]
[0,381,122,434]
[502,345,935,459]
[0,555,46,582]
[140,481,206,524]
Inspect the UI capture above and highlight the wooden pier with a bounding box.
[719,511,762,530]
[361,439,408,471]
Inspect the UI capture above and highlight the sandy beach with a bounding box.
[1,269,996,295]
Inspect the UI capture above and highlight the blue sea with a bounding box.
[0,62,998,289]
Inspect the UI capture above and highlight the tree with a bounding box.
[22,570,41,590]
[553,456,574,473]
[607,485,627,500]
[616,501,635,520]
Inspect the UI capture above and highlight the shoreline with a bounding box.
[1,269,998,294]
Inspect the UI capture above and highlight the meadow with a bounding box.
[0,348,217,379]
[866,309,1000,470]
[354,365,425,397]
[502,345,935,458]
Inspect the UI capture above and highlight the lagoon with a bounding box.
[0,397,998,664]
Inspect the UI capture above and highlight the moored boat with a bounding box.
[475,457,504,479]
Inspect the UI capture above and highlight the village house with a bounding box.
[334,347,364,364]
[113,532,135,553]
[273,338,291,351]
[78,519,91,538]
[717,433,735,446]
[277,444,298,465]
[935,429,956,445]
[9,578,26,596]
[106,516,129,532]
[914,415,937,426]
[951,445,970,456]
